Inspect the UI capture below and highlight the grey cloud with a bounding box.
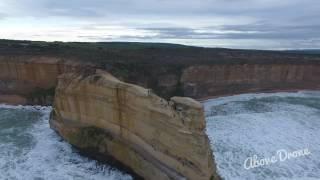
[216,24,320,40]
[134,23,320,40]
[4,0,320,27]
[0,13,7,20]
[1,0,320,49]
[5,0,318,18]
[74,22,320,49]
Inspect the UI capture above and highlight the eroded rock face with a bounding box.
[181,64,320,98]
[0,55,92,105]
[1,54,320,105]
[50,69,220,180]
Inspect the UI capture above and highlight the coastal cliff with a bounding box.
[0,55,91,105]
[1,55,319,104]
[1,40,320,180]
[181,64,320,98]
[50,70,220,180]
[1,40,320,102]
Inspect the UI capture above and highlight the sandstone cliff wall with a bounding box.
[181,64,320,99]
[0,56,90,105]
[0,55,320,104]
[50,70,220,180]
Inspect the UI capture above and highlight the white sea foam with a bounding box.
[204,91,320,180]
[2,90,320,180]
[0,104,132,180]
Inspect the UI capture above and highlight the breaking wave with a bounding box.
[205,91,320,180]
[0,104,132,180]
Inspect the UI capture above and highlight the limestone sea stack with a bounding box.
[50,69,220,180]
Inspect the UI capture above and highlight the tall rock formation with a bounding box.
[50,69,220,180]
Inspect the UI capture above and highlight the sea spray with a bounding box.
[0,104,132,180]
[205,91,320,180]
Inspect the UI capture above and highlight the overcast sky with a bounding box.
[0,0,319,49]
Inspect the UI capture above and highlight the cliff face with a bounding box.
[0,55,91,105]
[1,55,319,104]
[1,41,320,180]
[50,70,220,180]
[181,64,320,98]
[3,39,320,101]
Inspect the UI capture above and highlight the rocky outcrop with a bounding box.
[1,54,320,105]
[1,40,320,102]
[50,70,220,180]
[0,55,92,105]
[1,41,320,180]
[1,58,320,104]
[181,64,320,99]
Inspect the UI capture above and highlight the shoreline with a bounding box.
[197,88,320,102]
[2,88,320,106]
[0,95,27,105]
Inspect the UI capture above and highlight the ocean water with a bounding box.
[204,91,320,180]
[0,105,132,180]
[1,91,320,180]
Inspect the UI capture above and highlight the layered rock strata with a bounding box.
[181,64,320,98]
[0,56,91,105]
[1,55,320,104]
[50,69,220,180]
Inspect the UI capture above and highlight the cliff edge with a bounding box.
[0,55,92,105]
[50,69,220,180]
